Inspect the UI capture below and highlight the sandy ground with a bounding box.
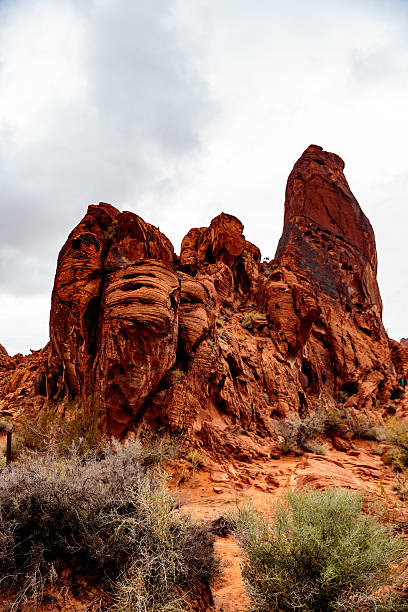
[173,441,404,611]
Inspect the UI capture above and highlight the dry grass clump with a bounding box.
[185,448,207,469]
[383,417,408,470]
[301,438,328,455]
[241,311,267,330]
[0,440,219,610]
[8,400,106,459]
[162,367,185,387]
[138,433,180,467]
[0,418,11,433]
[229,488,406,612]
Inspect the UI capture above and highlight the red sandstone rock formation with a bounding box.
[47,203,179,437]
[0,344,10,371]
[258,144,395,417]
[0,145,406,456]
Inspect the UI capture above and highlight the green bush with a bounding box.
[230,488,406,611]
[0,440,219,610]
[384,417,408,470]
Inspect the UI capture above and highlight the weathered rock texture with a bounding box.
[1,145,407,456]
[0,345,10,371]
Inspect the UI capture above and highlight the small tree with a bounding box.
[230,488,406,611]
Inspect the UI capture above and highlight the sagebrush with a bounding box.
[230,488,406,611]
[0,440,219,610]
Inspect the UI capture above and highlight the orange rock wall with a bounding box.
[1,145,407,454]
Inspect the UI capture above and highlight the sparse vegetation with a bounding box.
[383,417,408,470]
[217,329,228,343]
[262,261,278,277]
[277,410,328,455]
[223,308,233,321]
[103,217,119,240]
[207,338,217,351]
[137,433,180,467]
[302,438,328,455]
[0,440,219,610]
[7,399,106,459]
[392,472,408,501]
[348,413,386,442]
[185,448,206,469]
[162,367,185,387]
[0,418,11,433]
[278,405,385,455]
[241,311,267,331]
[230,488,406,611]
[216,313,225,327]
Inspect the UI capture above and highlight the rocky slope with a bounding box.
[1,145,407,460]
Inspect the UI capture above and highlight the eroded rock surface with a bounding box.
[0,345,10,371]
[1,145,406,455]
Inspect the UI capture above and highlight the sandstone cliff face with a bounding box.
[47,203,179,437]
[0,345,10,371]
[1,145,406,455]
[259,144,395,418]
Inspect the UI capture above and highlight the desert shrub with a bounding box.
[392,472,408,501]
[216,313,225,327]
[207,339,216,351]
[103,218,119,240]
[320,404,385,442]
[138,433,180,467]
[277,416,303,454]
[384,417,408,470]
[277,410,327,454]
[302,438,328,455]
[0,418,11,433]
[334,390,348,404]
[162,367,185,387]
[0,440,219,610]
[332,392,386,441]
[347,413,385,442]
[9,399,106,459]
[217,329,228,343]
[278,406,386,455]
[223,308,233,321]
[230,488,406,612]
[241,311,267,330]
[185,448,206,469]
[321,405,350,438]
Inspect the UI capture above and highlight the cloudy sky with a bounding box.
[0,0,407,355]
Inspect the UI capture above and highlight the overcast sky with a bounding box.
[0,0,408,355]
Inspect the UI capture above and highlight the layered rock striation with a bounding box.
[1,145,407,456]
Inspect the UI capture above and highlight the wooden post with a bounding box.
[6,431,12,468]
